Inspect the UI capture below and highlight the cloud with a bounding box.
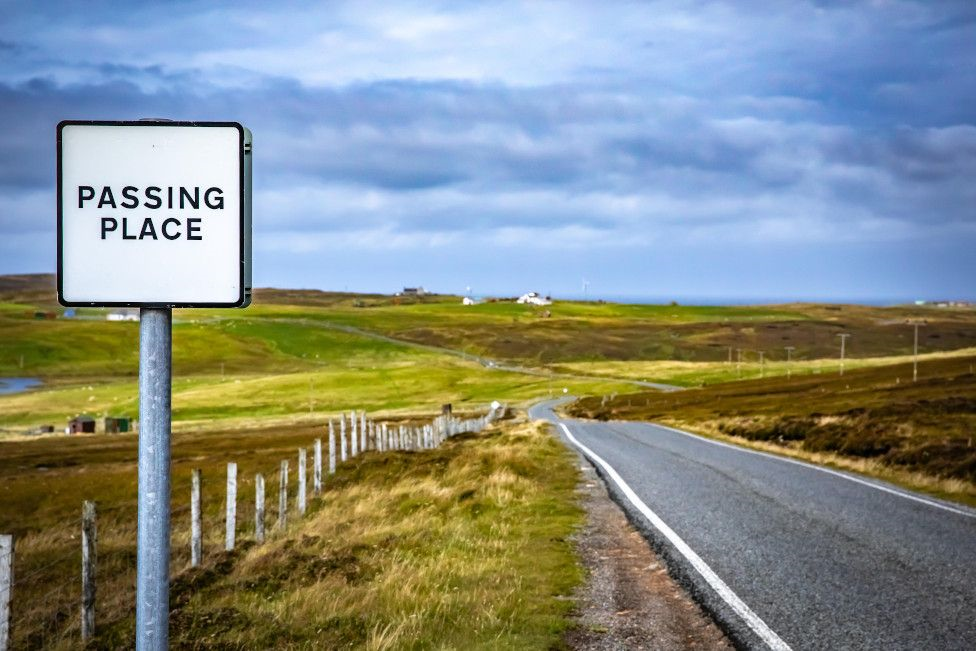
[0,1,974,297]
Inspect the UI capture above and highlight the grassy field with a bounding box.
[7,275,976,373]
[1,416,586,649]
[0,276,640,435]
[4,272,976,646]
[570,354,976,505]
[554,346,976,387]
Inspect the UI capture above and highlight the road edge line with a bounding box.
[649,422,975,519]
[558,422,793,651]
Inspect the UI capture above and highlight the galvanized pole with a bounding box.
[136,307,171,651]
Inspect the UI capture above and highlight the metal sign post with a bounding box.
[57,120,251,649]
[136,307,172,649]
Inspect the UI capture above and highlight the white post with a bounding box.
[225,463,237,551]
[340,417,347,462]
[360,411,367,451]
[298,449,307,517]
[190,469,201,567]
[329,421,337,474]
[255,474,265,544]
[0,535,11,651]
[313,439,322,494]
[350,411,358,457]
[81,500,96,642]
[278,461,288,531]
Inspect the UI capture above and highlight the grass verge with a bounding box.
[569,354,976,507]
[5,419,586,650]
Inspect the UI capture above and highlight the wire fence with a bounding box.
[0,407,500,650]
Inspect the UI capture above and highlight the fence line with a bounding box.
[0,404,504,648]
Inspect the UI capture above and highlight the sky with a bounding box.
[1,0,974,302]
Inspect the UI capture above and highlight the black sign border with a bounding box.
[56,120,248,308]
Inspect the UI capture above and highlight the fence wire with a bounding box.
[2,407,499,648]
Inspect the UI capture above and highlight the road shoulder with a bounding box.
[565,459,732,650]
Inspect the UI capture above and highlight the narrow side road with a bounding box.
[532,399,976,651]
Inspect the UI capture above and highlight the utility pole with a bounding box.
[758,351,765,378]
[910,320,925,382]
[785,346,795,380]
[837,333,850,376]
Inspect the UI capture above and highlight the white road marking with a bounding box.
[648,422,976,519]
[559,422,793,651]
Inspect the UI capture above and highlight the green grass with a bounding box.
[554,347,976,387]
[3,419,586,650]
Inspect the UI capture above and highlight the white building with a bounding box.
[516,292,551,306]
[106,309,140,322]
[462,296,477,305]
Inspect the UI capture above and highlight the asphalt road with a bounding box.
[531,400,976,651]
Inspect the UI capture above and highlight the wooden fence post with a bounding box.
[191,469,202,567]
[255,473,265,544]
[340,418,347,462]
[360,411,367,451]
[313,438,322,494]
[81,500,96,642]
[298,449,307,516]
[226,463,237,551]
[278,460,288,531]
[329,421,337,474]
[350,411,358,457]
[0,534,13,651]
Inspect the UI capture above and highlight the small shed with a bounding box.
[69,415,96,434]
[105,416,132,434]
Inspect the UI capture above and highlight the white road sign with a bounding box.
[57,120,251,307]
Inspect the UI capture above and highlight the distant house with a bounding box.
[516,292,552,306]
[68,415,96,434]
[107,309,139,322]
[105,416,132,434]
[399,287,427,297]
[462,296,477,305]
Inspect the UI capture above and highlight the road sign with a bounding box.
[57,120,252,307]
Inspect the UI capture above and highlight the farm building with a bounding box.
[105,416,132,434]
[516,292,552,306]
[68,415,96,434]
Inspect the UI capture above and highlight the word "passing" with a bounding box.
[77,184,226,241]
